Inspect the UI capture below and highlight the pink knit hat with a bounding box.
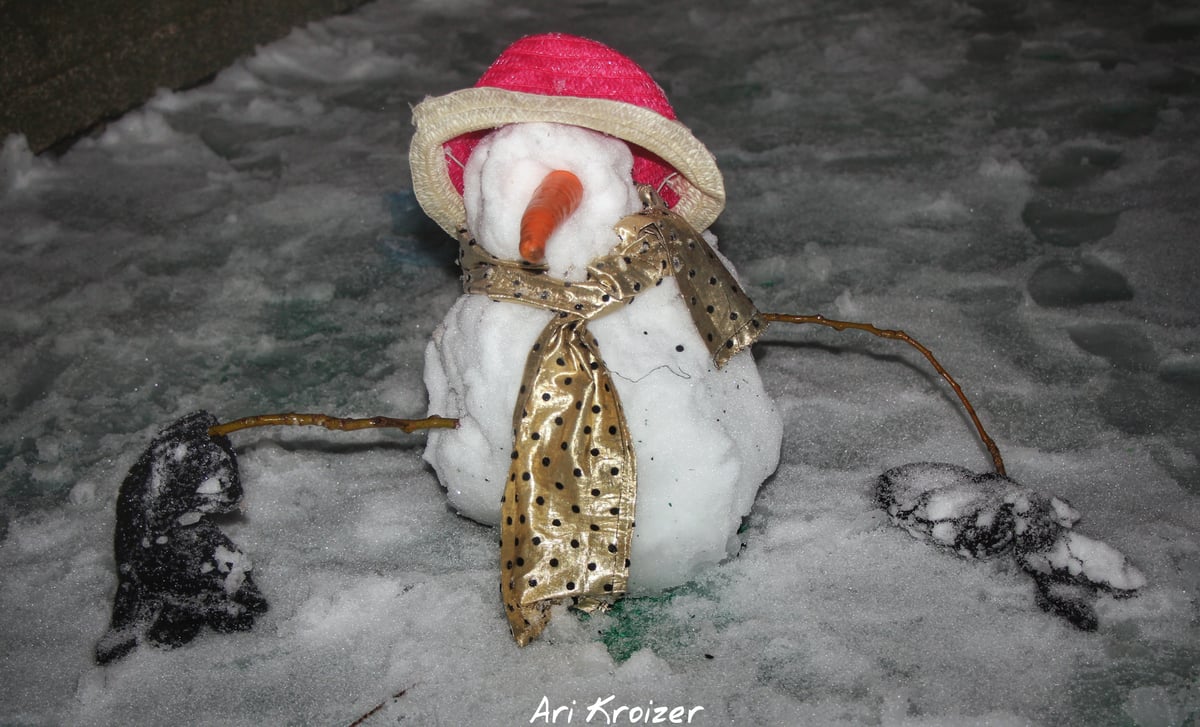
[410,33,725,239]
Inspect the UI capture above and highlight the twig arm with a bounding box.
[761,312,1006,476]
[208,413,459,438]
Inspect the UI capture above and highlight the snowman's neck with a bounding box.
[459,191,766,368]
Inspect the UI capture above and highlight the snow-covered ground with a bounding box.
[2,0,1198,724]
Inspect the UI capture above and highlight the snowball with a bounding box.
[462,122,642,281]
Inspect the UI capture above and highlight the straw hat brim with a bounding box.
[409,87,725,239]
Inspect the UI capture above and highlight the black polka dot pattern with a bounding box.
[458,185,769,646]
[497,317,637,645]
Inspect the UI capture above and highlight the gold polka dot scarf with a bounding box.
[459,187,767,645]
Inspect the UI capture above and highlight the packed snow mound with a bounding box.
[425,122,782,593]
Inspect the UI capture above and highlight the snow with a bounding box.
[1025,531,1147,592]
[425,120,782,592]
[1,1,1198,725]
[461,122,642,280]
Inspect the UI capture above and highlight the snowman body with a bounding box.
[423,123,782,592]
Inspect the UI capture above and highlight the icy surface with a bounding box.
[2,1,1199,725]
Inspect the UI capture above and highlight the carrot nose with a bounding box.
[519,170,584,264]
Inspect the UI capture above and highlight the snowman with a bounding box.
[409,34,782,644]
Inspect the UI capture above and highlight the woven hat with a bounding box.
[409,33,725,239]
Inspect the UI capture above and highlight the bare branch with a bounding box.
[761,312,1005,476]
[208,413,458,438]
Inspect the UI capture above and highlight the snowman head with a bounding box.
[462,122,641,279]
[410,33,725,244]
